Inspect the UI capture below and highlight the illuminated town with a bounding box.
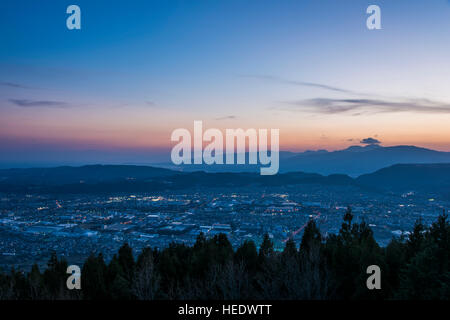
[1,185,447,271]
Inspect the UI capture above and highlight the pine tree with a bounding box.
[300,220,322,254]
[259,233,274,259]
[235,240,258,272]
[282,238,297,258]
[82,253,108,300]
[133,247,159,300]
[118,243,135,283]
[28,263,42,299]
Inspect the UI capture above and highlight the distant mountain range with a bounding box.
[155,144,450,177]
[357,163,450,192]
[0,163,449,196]
[0,165,175,185]
[282,145,450,176]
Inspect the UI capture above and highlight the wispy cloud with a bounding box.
[145,101,159,108]
[283,98,450,115]
[9,99,69,108]
[241,74,359,95]
[245,74,450,115]
[215,115,237,120]
[0,82,36,89]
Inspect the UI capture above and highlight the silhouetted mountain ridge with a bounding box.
[282,145,450,176]
[153,145,450,176]
[356,163,450,191]
[0,164,175,185]
[0,163,449,195]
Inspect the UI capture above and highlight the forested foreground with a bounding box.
[1,208,449,300]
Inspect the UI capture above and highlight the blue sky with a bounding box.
[1,0,450,167]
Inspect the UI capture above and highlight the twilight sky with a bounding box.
[1,0,450,167]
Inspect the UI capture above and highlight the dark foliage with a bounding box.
[1,209,449,300]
